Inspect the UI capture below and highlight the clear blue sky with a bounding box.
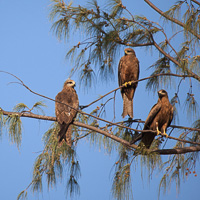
[0,0,199,200]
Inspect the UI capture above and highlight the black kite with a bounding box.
[140,89,174,148]
[118,48,139,118]
[55,79,79,146]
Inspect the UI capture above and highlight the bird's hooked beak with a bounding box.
[71,80,76,88]
[158,89,167,98]
[158,90,162,97]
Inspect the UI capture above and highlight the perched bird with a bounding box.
[140,89,174,149]
[55,79,79,146]
[118,48,139,118]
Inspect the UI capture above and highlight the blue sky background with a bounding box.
[0,0,199,200]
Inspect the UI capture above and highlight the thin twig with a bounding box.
[82,72,194,108]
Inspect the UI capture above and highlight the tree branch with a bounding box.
[82,72,195,108]
[0,71,144,132]
[153,146,200,155]
[191,0,200,6]
[119,17,200,82]
[1,70,200,136]
[1,109,200,155]
[144,0,200,39]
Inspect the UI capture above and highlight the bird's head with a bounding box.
[64,79,76,88]
[124,48,135,56]
[158,89,168,98]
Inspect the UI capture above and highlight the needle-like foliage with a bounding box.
[5,114,22,148]
[2,0,200,200]
[31,122,81,198]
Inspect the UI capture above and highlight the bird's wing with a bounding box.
[55,91,65,124]
[118,58,123,86]
[167,105,174,127]
[144,102,162,130]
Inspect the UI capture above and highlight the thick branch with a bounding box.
[153,146,200,155]
[1,109,137,149]
[1,110,200,155]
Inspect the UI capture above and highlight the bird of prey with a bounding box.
[55,79,79,147]
[140,89,174,149]
[118,48,139,118]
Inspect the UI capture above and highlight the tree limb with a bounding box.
[3,71,198,130]
[1,109,200,155]
[82,72,195,108]
[144,0,200,39]
[119,18,200,82]
[153,146,200,155]
[191,0,200,6]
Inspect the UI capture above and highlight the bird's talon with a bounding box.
[156,130,161,136]
[163,132,168,138]
[156,122,161,135]
[123,82,128,87]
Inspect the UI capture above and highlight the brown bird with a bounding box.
[55,79,79,146]
[140,89,174,149]
[118,48,139,118]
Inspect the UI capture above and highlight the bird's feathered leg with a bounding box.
[156,122,168,137]
[162,123,169,137]
[156,122,161,135]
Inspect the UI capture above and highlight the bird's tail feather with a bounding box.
[140,132,155,149]
[122,94,133,118]
[58,123,72,147]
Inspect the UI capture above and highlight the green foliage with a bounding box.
[164,1,184,22]
[146,57,173,92]
[14,101,47,115]
[12,0,200,199]
[2,101,47,148]
[112,163,132,200]
[50,0,158,86]
[164,0,200,40]
[184,92,199,120]
[5,114,22,148]
[192,119,200,143]
[112,145,133,200]
[140,152,162,178]
[158,125,200,198]
[158,151,196,198]
[0,110,4,138]
[190,55,200,74]
[76,108,115,153]
[170,93,180,124]
[17,190,28,200]
[13,103,29,113]
[31,122,80,198]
